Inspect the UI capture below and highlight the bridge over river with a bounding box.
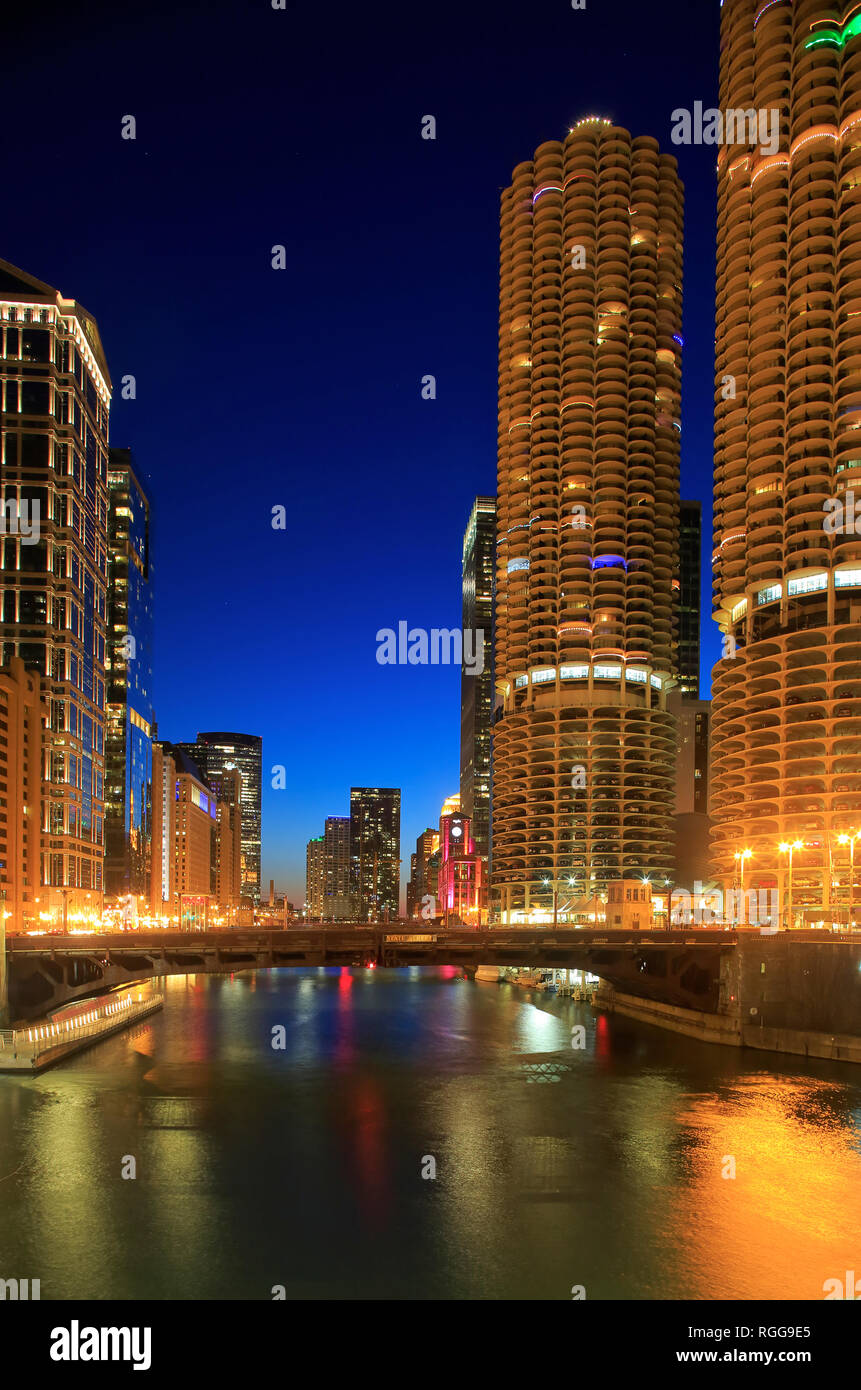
[3,925,861,1064]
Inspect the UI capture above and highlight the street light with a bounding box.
[778,840,803,929]
[837,830,861,929]
[733,848,753,926]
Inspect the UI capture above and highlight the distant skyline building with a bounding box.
[0,258,112,920]
[176,732,262,903]
[349,787,401,921]
[151,742,219,926]
[678,500,701,698]
[208,764,242,922]
[711,0,861,926]
[493,121,683,923]
[104,448,154,903]
[305,835,324,919]
[460,495,495,866]
[438,810,484,925]
[406,826,437,919]
[322,815,351,920]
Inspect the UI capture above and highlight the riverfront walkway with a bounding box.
[0,992,164,1073]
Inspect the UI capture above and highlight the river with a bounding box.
[0,966,859,1300]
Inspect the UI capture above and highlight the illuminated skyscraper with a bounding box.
[305,835,324,919]
[322,814,351,920]
[349,786,400,921]
[493,120,683,923]
[438,810,484,925]
[460,496,495,865]
[177,731,262,903]
[104,448,154,902]
[711,0,861,926]
[0,258,111,921]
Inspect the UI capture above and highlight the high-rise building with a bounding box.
[711,0,861,926]
[349,787,400,921]
[492,120,683,924]
[0,657,45,932]
[0,259,111,920]
[150,742,216,927]
[322,815,351,920]
[177,732,262,903]
[104,448,154,903]
[460,496,496,866]
[305,835,324,919]
[406,826,437,919]
[678,500,701,698]
[150,743,176,919]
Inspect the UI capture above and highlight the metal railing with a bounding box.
[0,992,163,1058]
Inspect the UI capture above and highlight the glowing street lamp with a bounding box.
[837,829,861,929]
[733,848,753,926]
[778,840,803,929]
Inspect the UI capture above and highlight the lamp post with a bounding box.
[838,830,861,929]
[733,848,753,926]
[778,840,803,930]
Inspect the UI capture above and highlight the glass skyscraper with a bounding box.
[104,448,154,901]
[177,732,262,903]
[349,786,400,921]
[460,496,495,865]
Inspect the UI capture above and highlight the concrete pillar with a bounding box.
[0,890,9,1028]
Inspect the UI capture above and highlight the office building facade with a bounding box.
[209,764,242,920]
[492,121,683,923]
[0,657,45,932]
[460,495,496,866]
[0,259,111,921]
[151,742,217,926]
[711,0,861,924]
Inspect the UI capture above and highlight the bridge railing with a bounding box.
[0,992,163,1058]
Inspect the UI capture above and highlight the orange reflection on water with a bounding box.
[666,1074,861,1300]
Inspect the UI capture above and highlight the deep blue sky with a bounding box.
[8,0,720,904]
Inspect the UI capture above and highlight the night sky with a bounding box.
[8,0,721,904]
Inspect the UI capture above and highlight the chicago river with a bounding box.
[0,968,858,1301]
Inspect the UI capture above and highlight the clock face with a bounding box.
[451,825,463,838]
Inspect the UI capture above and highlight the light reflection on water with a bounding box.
[0,967,859,1300]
